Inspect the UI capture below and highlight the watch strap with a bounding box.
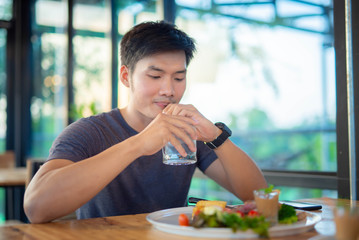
[205,122,232,149]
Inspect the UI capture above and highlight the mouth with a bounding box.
[154,101,170,109]
[154,97,176,110]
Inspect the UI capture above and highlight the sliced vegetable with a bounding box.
[191,206,269,238]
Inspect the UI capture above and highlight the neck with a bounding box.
[119,106,153,132]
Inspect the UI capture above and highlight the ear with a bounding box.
[120,65,130,88]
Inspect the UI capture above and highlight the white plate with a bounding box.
[146,206,322,238]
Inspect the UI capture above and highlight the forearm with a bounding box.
[24,135,143,223]
[214,140,267,201]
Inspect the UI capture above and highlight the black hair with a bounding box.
[120,21,196,73]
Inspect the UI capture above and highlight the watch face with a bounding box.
[215,122,232,136]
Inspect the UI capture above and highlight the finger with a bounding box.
[168,127,197,153]
[162,104,176,114]
[164,104,201,124]
[163,104,190,115]
[164,104,192,115]
[160,112,198,130]
[170,104,185,116]
[167,135,187,157]
[161,114,198,140]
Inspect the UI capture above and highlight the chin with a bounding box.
[153,110,163,117]
[144,108,161,119]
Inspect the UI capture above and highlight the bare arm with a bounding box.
[204,139,267,201]
[24,112,197,223]
[164,104,267,201]
[24,135,143,223]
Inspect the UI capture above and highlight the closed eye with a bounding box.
[148,75,161,79]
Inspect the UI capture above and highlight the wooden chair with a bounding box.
[0,151,21,226]
[0,151,15,168]
[26,159,45,188]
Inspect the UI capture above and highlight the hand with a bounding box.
[135,112,198,157]
[163,104,222,142]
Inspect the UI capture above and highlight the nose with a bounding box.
[159,78,174,97]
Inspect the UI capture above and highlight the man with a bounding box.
[24,21,267,223]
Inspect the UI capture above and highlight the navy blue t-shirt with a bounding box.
[47,108,217,219]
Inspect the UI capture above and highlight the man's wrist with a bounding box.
[212,127,222,141]
[205,122,232,149]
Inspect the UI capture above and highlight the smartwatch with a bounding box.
[205,122,232,149]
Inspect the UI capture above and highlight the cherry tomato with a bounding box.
[178,213,190,226]
[247,210,259,217]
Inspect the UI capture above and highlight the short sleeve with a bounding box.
[47,118,105,162]
[196,141,217,172]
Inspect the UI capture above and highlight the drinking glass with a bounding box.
[253,189,280,226]
[334,204,359,240]
[162,137,197,165]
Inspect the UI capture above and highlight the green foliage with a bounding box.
[189,105,337,206]
[30,33,106,157]
[229,107,336,171]
[69,101,100,121]
[259,184,274,194]
[241,108,274,130]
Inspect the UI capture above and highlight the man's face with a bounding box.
[125,50,187,121]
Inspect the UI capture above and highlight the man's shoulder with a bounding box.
[74,108,122,127]
[49,109,124,161]
[87,108,121,122]
[60,109,122,137]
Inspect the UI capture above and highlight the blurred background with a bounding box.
[0,0,356,224]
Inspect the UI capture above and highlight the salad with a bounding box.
[178,187,300,238]
[193,204,269,237]
[178,202,299,238]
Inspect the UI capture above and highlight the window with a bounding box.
[72,0,111,118]
[177,0,335,172]
[0,0,12,224]
[0,0,12,152]
[30,0,161,157]
[31,0,68,157]
[176,0,337,201]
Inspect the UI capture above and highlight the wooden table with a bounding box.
[0,167,27,186]
[1,197,355,240]
[0,167,27,222]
